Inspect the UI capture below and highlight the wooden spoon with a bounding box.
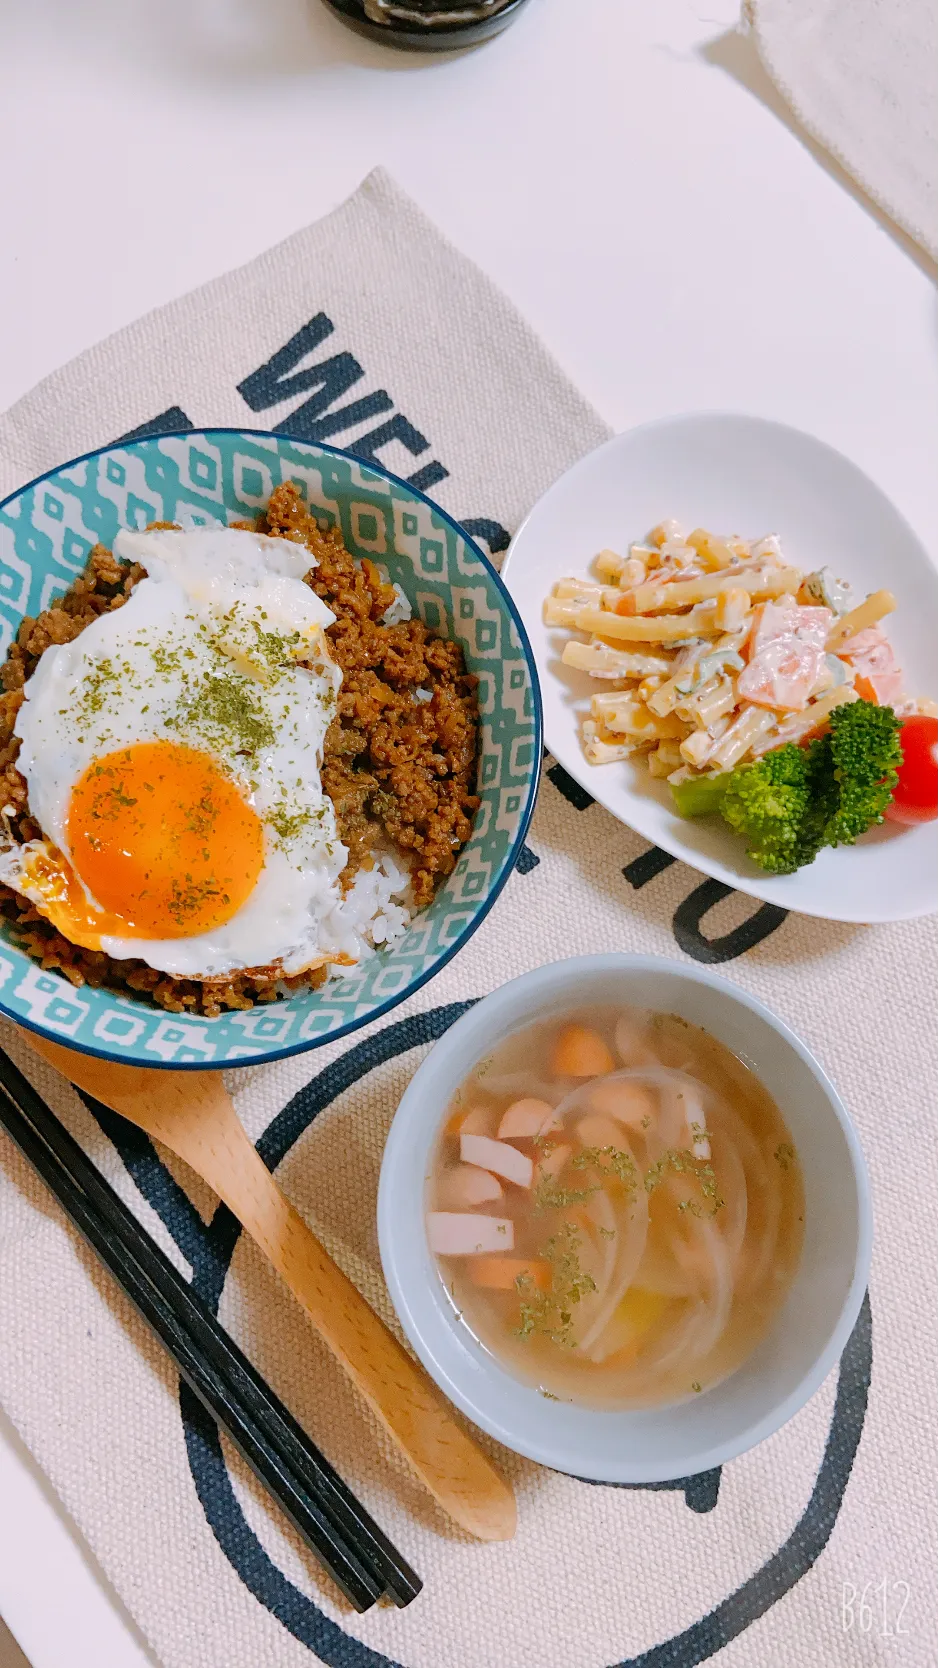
[25,1034,516,1543]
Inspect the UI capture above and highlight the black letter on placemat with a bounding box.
[461,518,512,557]
[115,407,195,444]
[547,762,595,811]
[238,313,340,408]
[349,414,448,491]
[407,461,450,492]
[237,311,450,486]
[623,847,676,889]
[237,312,395,444]
[515,843,540,874]
[273,369,393,446]
[673,879,788,963]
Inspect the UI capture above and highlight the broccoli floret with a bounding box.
[668,699,903,875]
[818,698,902,846]
[671,773,732,819]
[719,744,819,874]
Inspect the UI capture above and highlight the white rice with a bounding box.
[329,850,413,975]
[379,574,412,626]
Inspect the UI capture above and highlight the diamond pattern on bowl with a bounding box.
[0,430,541,1067]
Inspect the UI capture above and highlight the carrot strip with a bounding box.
[468,1257,551,1292]
[551,1024,615,1077]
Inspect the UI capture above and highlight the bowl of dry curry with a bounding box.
[0,430,540,1068]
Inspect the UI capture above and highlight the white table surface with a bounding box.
[0,1,935,1663]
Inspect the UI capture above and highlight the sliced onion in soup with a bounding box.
[709,1126,748,1264]
[708,1102,780,1296]
[614,1012,657,1068]
[638,1218,733,1380]
[575,1163,650,1356]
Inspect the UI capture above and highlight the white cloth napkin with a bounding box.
[747,0,938,258]
[0,170,935,1668]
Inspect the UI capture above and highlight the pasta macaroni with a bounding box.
[545,522,929,785]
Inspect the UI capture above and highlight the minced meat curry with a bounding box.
[0,483,480,1015]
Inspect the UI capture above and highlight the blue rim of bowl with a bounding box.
[0,428,543,1071]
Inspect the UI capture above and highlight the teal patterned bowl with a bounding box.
[0,430,540,1068]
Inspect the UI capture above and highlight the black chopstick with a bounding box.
[0,1076,381,1614]
[0,1049,421,1611]
[56,1085,420,1610]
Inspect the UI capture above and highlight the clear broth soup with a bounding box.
[426,1007,804,1408]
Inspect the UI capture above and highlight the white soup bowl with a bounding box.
[378,954,871,1483]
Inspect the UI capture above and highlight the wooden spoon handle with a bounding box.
[221,1148,517,1541]
[24,1035,516,1542]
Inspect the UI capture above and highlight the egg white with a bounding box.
[0,526,370,979]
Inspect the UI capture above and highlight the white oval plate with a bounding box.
[501,414,938,922]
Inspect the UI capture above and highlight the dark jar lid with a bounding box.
[320,0,533,51]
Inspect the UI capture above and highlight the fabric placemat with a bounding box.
[747,0,938,260]
[0,169,935,1668]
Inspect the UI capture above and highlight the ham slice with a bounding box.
[438,1165,504,1209]
[837,624,905,706]
[461,1133,533,1188]
[497,1098,561,1139]
[427,1213,515,1256]
[458,1105,493,1136]
[737,597,832,711]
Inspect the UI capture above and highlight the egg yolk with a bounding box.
[62,741,265,940]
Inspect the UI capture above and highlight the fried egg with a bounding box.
[0,525,369,979]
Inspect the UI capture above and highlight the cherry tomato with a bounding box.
[884,714,938,824]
